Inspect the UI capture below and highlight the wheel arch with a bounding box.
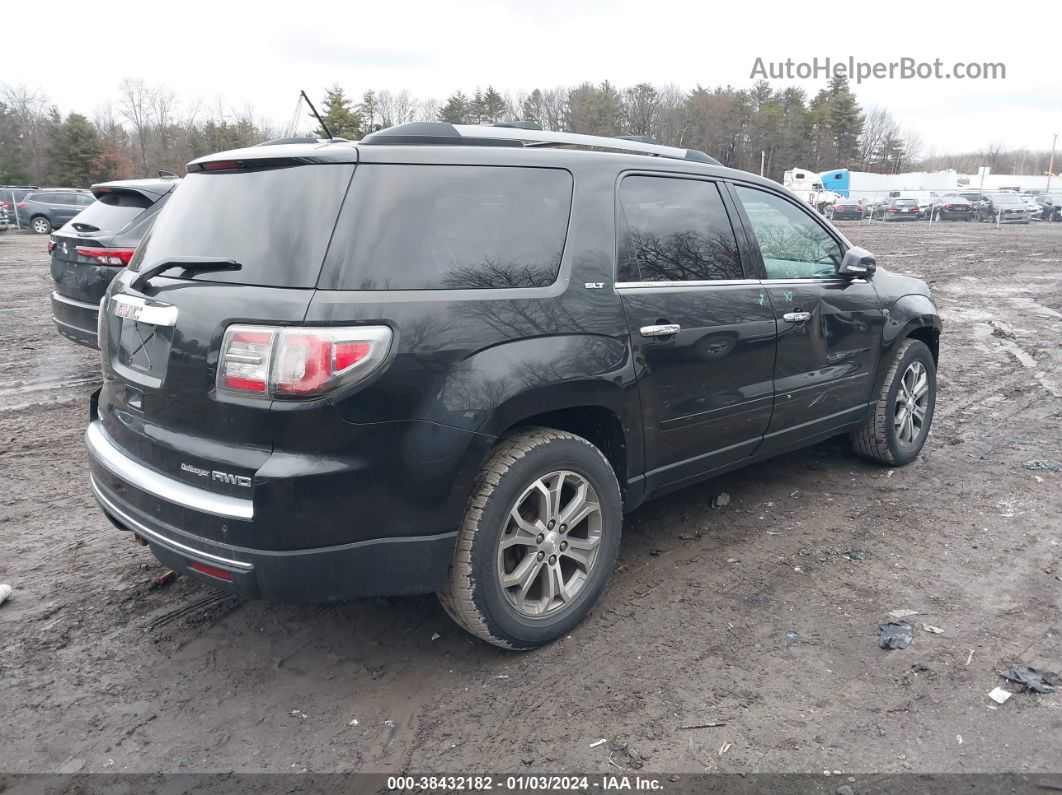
[475,384,641,509]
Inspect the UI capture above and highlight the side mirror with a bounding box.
[840,246,877,277]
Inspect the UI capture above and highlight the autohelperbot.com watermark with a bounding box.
[750,56,1006,83]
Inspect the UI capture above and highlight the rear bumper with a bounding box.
[86,421,458,602]
[51,291,99,348]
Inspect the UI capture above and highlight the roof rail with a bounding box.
[360,122,720,165]
[454,124,721,165]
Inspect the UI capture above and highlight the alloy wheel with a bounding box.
[894,360,930,447]
[496,470,602,617]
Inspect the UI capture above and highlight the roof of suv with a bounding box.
[186,122,781,193]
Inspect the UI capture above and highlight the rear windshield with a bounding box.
[319,165,573,290]
[131,165,355,288]
[70,191,153,233]
[894,199,917,206]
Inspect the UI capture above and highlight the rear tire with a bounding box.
[439,427,622,649]
[850,339,936,466]
[31,216,52,234]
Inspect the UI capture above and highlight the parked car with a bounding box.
[922,195,975,221]
[1033,194,1062,222]
[18,189,95,234]
[977,194,1032,223]
[50,178,178,347]
[873,198,921,221]
[0,204,9,233]
[86,123,941,649]
[825,199,865,220]
[0,184,39,229]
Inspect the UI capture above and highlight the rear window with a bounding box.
[131,165,355,288]
[319,165,573,290]
[894,199,917,206]
[71,191,154,232]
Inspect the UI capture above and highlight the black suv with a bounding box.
[85,123,942,649]
[50,177,179,347]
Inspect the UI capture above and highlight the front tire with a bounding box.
[850,339,936,466]
[439,428,622,649]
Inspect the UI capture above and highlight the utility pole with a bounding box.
[1047,133,1058,194]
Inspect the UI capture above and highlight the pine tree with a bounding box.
[437,92,469,124]
[825,76,863,166]
[312,85,362,140]
[357,90,381,134]
[51,113,101,187]
[521,89,545,128]
[480,86,508,124]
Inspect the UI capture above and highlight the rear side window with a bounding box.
[132,165,355,288]
[319,165,573,290]
[71,191,153,232]
[617,176,743,282]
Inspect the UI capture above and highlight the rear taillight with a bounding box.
[16,202,25,209]
[47,240,56,254]
[217,325,392,399]
[76,246,135,266]
[834,205,843,211]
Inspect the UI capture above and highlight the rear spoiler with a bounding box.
[90,182,175,201]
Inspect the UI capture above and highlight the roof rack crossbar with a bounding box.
[451,124,720,165]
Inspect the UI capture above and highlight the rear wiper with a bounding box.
[132,257,242,291]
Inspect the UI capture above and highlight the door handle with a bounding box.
[640,324,680,337]
[782,312,811,323]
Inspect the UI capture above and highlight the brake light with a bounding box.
[202,160,241,171]
[76,246,135,266]
[47,240,56,254]
[218,325,392,399]
[17,202,25,209]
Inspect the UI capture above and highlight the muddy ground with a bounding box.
[0,221,1059,776]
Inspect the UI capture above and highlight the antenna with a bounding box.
[301,90,333,140]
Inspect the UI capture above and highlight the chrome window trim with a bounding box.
[86,421,254,520]
[90,477,254,572]
[615,277,864,289]
[51,291,102,311]
[616,278,760,289]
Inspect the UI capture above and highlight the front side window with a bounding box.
[734,186,842,280]
[617,176,743,282]
[321,165,573,290]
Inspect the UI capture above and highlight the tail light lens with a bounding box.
[218,325,392,399]
[16,202,26,209]
[76,247,135,266]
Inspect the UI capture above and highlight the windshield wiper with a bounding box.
[132,257,242,291]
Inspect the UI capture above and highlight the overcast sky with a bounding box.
[7,0,1060,155]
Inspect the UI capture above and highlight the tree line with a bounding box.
[0,77,1053,189]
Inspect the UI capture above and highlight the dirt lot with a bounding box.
[0,221,1059,776]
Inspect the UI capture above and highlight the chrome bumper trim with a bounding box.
[51,291,101,311]
[90,476,254,571]
[85,421,254,520]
